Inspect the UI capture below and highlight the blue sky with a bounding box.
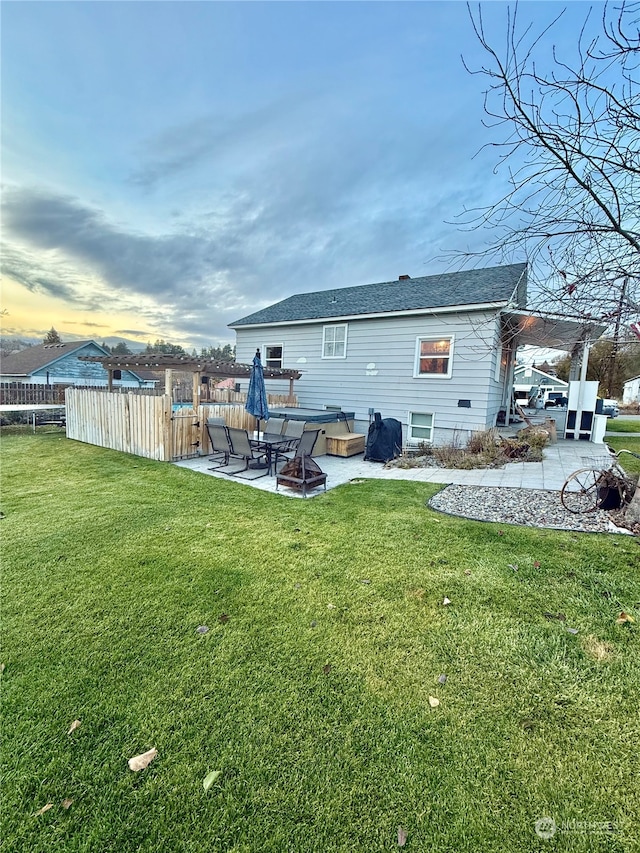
[1,1,597,350]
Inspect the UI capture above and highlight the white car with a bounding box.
[601,399,620,418]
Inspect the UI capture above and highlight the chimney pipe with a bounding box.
[398,274,411,280]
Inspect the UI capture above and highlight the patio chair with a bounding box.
[206,422,232,469]
[274,428,319,472]
[262,418,286,440]
[275,419,306,454]
[283,420,305,439]
[225,427,269,479]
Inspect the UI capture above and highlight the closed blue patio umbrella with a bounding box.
[245,348,270,431]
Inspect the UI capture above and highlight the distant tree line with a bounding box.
[97,339,236,362]
[553,337,640,398]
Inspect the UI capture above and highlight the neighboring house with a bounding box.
[513,364,568,402]
[622,375,640,405]
[229,263,603,445]
[0,341,155,388]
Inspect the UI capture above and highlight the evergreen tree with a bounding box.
[43,327,62,345]
[144,339,187,356]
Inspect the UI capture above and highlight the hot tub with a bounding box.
[268,407,355,424]
[264,408,356,455]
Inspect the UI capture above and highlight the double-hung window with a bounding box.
[264,345,283,369]
[414,336,454,378]
[322,324,348,359]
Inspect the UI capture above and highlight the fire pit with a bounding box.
[276,454,327,498]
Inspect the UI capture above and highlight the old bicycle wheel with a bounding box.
[561,468,602,513]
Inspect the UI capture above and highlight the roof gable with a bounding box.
[0,340,110,376]
[229,263,527,327]
[514,365,568,386]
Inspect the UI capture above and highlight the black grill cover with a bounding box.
[364,413,402,462]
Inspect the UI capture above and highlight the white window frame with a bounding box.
[413,335,454,379]
[407,411,435,444]
[322,324,348,359]
[263,344,284,370]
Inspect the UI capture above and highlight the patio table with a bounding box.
[249,432,294,476]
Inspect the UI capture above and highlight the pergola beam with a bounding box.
[79,354,302,383]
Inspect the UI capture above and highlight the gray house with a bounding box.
[0,340,154,388]
[513,364,569,404]
[229,263,603,445]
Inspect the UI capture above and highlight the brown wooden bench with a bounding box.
[325,433,365,457]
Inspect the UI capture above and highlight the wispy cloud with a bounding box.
[2,80,498,348]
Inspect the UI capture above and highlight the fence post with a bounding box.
[162,395,172,461]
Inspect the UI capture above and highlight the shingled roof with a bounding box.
[229,263,527,328]
[0,340,105,376]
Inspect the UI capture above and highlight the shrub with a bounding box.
[433,429,547,469]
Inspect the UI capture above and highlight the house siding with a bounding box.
[622,376,640,404]
[236,309,506,443]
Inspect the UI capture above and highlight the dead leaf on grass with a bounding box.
[218,614,229,624]
[203,770,222,791]
[67,720,81,735]
[323,664,332,674]
[508,564,518,572]
[616,612,635,625]
[442,597,451,606]
[543,612,566,621]
[34,803,54,816]
[61,798,73,809]
[437,674,447,685]
[566,627,579,635]
[428,696,440,708]
[196,625,209,634]
[359,579,371,585]
[128,747,158,772]
[0,663,5,674]
[464,570,471,576]
[327,603,336,609]
[398,826,408,846]
[534,561,541,568]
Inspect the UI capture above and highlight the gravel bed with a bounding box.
[428,485,634,534]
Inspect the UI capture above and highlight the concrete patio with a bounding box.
[174,437,610,499]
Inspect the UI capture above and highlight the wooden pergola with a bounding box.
[80,354,302,408]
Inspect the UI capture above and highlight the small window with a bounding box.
[408,412,434,443]
[322,324,348,359]
[264,345,283,369]
[113,369,122,380]
[414,336,453,378]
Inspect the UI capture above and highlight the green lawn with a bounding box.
[1,433,639,852]
[605,436,640,474]
[606,418,640,435]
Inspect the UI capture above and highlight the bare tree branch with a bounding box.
[450,1,640,322]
